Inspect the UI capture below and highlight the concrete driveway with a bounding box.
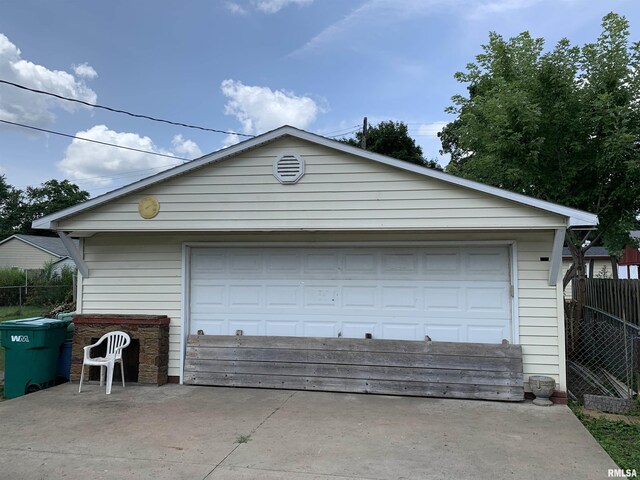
[0,383,616,480]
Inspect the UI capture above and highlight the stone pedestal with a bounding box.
[71,314,170,386]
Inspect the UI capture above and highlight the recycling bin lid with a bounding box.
[0,317,68,330]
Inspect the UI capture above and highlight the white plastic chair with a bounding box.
[79,331,131,394]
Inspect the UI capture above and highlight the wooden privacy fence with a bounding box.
[584,279,640,325]
[184,335,524,402]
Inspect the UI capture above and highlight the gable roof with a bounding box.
[0,234,77,258]
[32,125,598,231]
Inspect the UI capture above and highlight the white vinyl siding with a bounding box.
[58,138,566,232]
[79,230,564,390]
[0,238,59,270]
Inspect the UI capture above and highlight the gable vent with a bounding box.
[273,153,304,184]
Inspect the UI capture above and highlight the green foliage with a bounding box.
[0,176,24,240]
[440,13,640,255]
[0,268,28,306]
[0,263,73,307]
[570,403,640,471]
[26,263,74,306]
[340,121,443,170]
[0,176,89,240]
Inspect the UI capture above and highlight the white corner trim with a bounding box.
[58,231,89,278]
[31,126,598,231]
[548,228,566,286]
[510,241,520,344]
[179,243,191,385]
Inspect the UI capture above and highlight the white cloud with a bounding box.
[172,134,203,158]
[221,79,322,135]
[58,125,201,186]
[254,0,313,13]
[222,132,242,148]
[0,165,6,176]
[73,62,98,79]
[225,2,248,14]
[0,33,97,127]
[226,0,312,14]
[289,0,554,57]
[416,121,448,137]
[472,0,542,15]
[289,0,448,57]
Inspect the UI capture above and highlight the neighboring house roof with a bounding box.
[562,246,611,259]
[0,234,77,258]
[32,125,599,231]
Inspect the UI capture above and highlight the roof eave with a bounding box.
[31,125,599,231]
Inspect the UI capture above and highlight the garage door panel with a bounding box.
[190,246,513,343]
[342,322,378,338]
[265,252,300,273]
[265,320,299,336]
[190,317,224,335]
[228,320,261,335]
[265,285,300,307]
[382,323,420,340]
[466,286,510,312]
[423,325,461,342]
[303,286,338,307]
[303,321,338,337]
[305,252,339,273]
[468,326,508,343]
[382,286,419,310]
[191,283,225,306]
[382,253,418,273]
[342,286,378,309]
[230,253,262,271]
[424,252,460,276]
[192,252,226,272]
[466,251,509,279]
[229,285,262,306]
[344,253,377,273]
[424,287,461,311]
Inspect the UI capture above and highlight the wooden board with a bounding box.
[184,335,524,402]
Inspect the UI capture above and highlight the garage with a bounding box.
[188,244,514,344]
[33,126,599,399]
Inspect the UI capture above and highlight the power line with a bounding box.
[0,119,192,162]
[0,79,254,137]
[323,124,361,136]
[328,128,361,139]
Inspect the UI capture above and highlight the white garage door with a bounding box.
[189,246,513,343]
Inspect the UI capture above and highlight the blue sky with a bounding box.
[0,0,638,197]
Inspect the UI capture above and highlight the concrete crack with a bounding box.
[202,391,296,479]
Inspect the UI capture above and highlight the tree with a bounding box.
[341,121,443,170]
[0,177,89,239]
[22,179,89,234]
[0,175,25,239]
[439,13,640,330]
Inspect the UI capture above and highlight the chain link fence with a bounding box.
[566,304,639,413]
[0,285,74,309]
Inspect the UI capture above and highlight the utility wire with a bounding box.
[0,79,254,137]
[0,119,192,162]
[323,124,361,136]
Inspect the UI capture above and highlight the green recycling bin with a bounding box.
[0,317,68,399]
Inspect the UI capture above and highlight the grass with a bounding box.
[570,402,640,471]
[235,434,252,444]
[0,305,48,374]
